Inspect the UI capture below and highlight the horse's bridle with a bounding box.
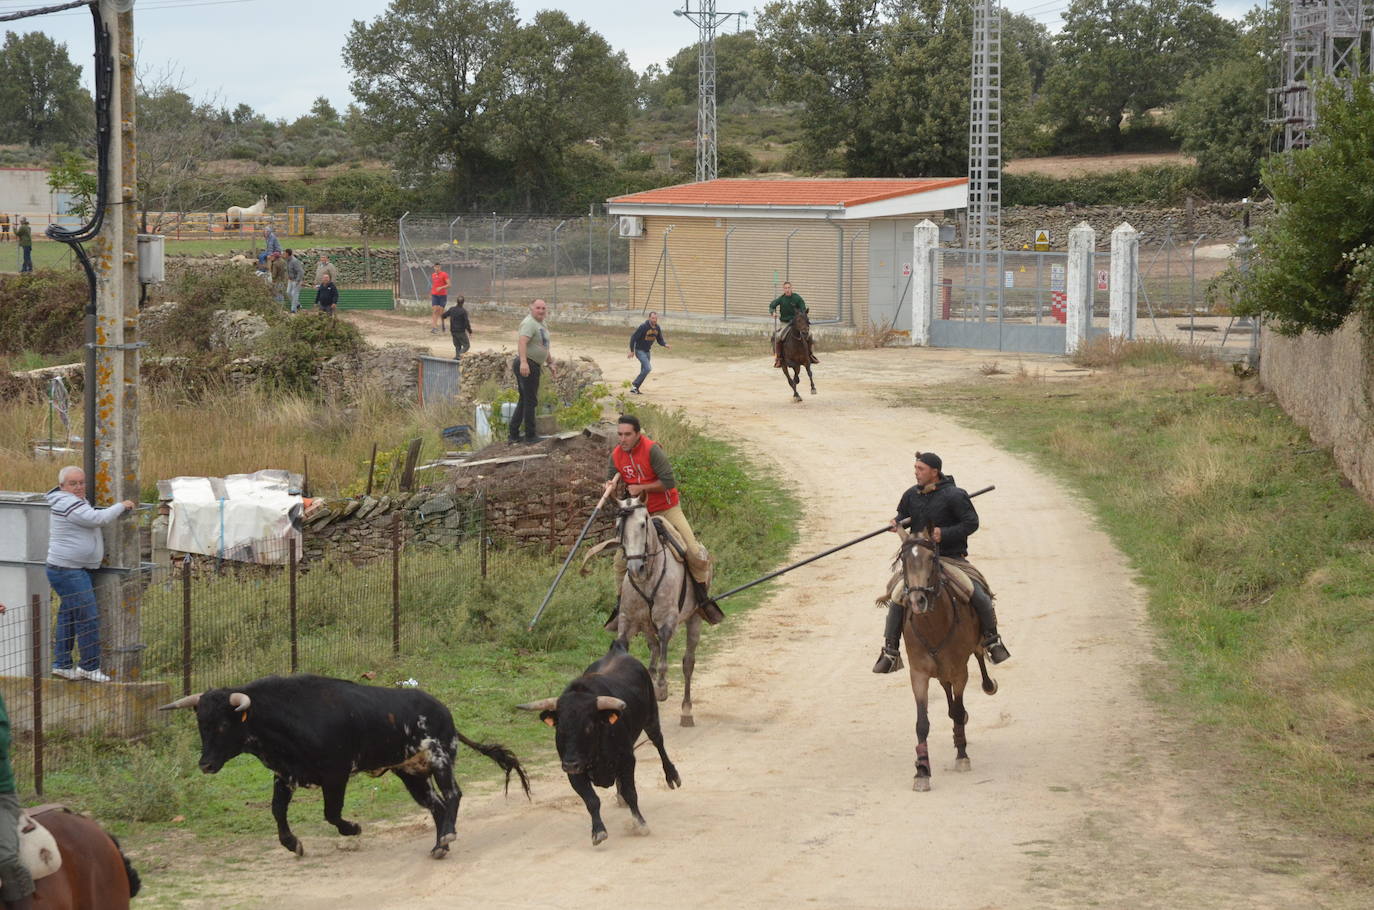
[617,504,670,605]
[900,535,946,612]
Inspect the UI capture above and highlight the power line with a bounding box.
[0,1,90,24]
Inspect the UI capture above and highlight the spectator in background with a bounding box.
[627,311,668,394]
[315,273,339,318]
[443,295,473,361]
[509,298,555,445]
[45,465,136,684]
[315,253,338,286]
[0,213,11,242]
[429,262,449,334]
[269,252,287,305]
[264,225,282,256]
[284,249,305,313]
[0,681,35,910]
[16,217,33,273]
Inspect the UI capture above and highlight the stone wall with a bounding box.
[1261,319,1374,505]
[1000,200,1269,250]
[317,344,427,402]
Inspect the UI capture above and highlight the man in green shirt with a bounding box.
[0,617,35,909]
[769,281,809,367]
[15,218,33,273]
[509,298,556,444]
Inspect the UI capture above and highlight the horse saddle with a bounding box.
[650,517,713,586]
[0,807,64,887]
[885,558,994,608]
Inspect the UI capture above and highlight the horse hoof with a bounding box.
[913,777,931,792]
[810,389,817,395]
[954,758,971,773]
[983,679,999,696]
[680,715,695,727]
[292,841,305,858]
[592,830,608,846]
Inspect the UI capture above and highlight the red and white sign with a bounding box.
[1050,291,1068,325]
[1096,269,1109,291]
[902,263,911,277]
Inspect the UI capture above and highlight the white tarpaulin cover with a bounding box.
[166,469,303,563]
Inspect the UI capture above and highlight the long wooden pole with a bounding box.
[528,485,614,630]
[704,485,995,608]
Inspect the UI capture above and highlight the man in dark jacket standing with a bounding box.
[15,218,32,273]
[873,452,1010,673]
[315,274,339,317]
[443,296,473,360]
[627,311,668,394]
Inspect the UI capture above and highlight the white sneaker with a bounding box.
[52,667,80,680]
[77,668,112,683]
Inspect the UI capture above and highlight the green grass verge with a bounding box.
[18,403,798,896]
[910,359,1374,876]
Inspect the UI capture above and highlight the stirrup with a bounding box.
[872,647,904,674]
[982,634,1011,665]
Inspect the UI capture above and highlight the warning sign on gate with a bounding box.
[902,262,911,277]
[1034,229,1050,251]
[1050,263,1066,291]
[1097,269,1109,291]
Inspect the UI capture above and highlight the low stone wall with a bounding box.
[1000,200,1269,250]
[1260,319,1374,505]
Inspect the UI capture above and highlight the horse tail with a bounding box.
[109,833,142,898]
[456,732,532,800]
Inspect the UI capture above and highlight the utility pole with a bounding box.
[966,0,1002,317]
[92,0,143,681]
[673,2,748,183]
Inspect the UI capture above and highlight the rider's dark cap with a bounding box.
[916,451,942,472]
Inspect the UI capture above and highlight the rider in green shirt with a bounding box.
[769,281,808,367]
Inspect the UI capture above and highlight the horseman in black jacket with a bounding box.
[873,451,1011,673]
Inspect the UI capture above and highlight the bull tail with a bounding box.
[456,732,532,799]
[110,833,142,898]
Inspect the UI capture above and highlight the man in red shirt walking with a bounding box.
[603,414,722,624]
[429,263,450,334]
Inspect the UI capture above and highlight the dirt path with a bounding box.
[185,314,1357,909]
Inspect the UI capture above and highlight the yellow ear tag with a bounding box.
[542,716,555,727]
[607,713,619,725]
[240,712,249,723]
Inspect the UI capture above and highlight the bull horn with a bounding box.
[596,696,626,712]
[228,692,251,712]
[158,693,202,711]
[516,698,558,712]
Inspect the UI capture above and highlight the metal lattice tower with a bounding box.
[967,0,1002,310]
[675,2,747,182]
[1270,0,1373,151]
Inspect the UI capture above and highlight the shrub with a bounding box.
[254,314,364,393]
[1003,164,1206,206]
[145,268,279,353]
[0,271,86,355]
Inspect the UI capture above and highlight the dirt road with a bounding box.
[190,316,1356,909]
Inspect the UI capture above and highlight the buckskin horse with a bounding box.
[885,527,999,791]
[19,805,141,908]
[777,309,818,401]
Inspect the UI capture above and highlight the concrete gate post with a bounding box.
[910,219,940,346]
[1066,222,1095,355]
[1110,222,1139,340]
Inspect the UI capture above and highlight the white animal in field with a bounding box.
[226,195,268,227]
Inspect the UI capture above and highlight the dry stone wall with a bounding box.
[1000,200,1269,250]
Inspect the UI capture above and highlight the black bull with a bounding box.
[519,641,681,846]
[162,674,531,858]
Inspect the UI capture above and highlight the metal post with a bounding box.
[181,556,191,694]
[491,213,498,289]
[723,225,737,318]
[587,207,594,300]
[499,219,513,305]
[784,227,800,282]
[606,221,617,310]
[366,442,377,497]
[449,215,461,270]
[479,493,489,579]
[30,594,43,796]
[391,510,400,657]
[287,542,298,673]
[552,220,567,310]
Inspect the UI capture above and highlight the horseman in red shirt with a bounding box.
[603,414,722,624]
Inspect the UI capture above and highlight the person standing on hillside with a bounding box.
[429,263,450,334]
[16,217,33,273]
[268,252,287,305]
[284,249,305,313]
[509,299,555,445]
[45,465,137,684]
[264,225,282,257]
[315,273,339,318]
[627,311,668,395]
[315,253,339,286]
[442,295,473,361]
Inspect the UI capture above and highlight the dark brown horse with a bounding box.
[777,309,817,401]
[23,805,140,908]
[889,528,998,791]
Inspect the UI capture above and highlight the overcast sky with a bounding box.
[3,0,1263,121]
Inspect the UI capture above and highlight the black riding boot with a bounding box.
[872,599,906,673]
[969,586,1011,664]
[693,578,724,624]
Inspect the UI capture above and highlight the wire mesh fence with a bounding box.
[0,490,572,796]
[397,213,631,310]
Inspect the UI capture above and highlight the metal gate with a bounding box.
[929,248,1109,354]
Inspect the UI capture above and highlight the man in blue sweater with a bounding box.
[627,311,668,394]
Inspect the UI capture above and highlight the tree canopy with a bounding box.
[0,31,90,146]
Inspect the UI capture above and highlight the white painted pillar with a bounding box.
[1065,222,1095,355]
[910,219,940,346]
[1109,222,1139,340]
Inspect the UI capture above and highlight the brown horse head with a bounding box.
[895,526,942,613]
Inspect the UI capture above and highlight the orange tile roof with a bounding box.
[609,177,967,208]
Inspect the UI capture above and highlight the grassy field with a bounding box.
[910,343,1374,876]
[0,236,396,275]
[16,403,800,902]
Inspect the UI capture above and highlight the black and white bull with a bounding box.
[518,641,680,845]
[161,674,530,858]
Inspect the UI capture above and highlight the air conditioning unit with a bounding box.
[618,216,644,238]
